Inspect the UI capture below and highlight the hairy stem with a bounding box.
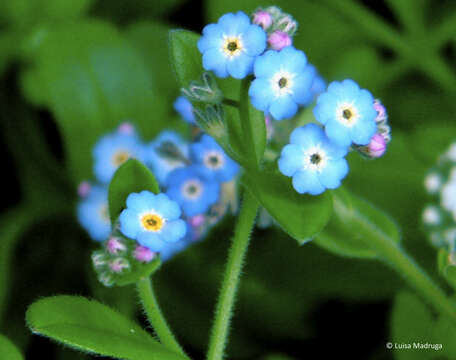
[365,222,456,324]
[206,191,259,360]
[222,98,240,108]
[136,277,187,356]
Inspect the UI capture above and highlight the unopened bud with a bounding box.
[268,31,292,50]
[253,10,273,30]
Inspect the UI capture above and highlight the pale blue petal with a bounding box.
[119,209,141,239]
[243,25,267,56]
[278,144,303,176]
[249,78,274,111]
[290,123,325,148]
[126,192,149,212]
[138,232,167,252]
[350,117,376,145]
[325,120,352,148]
[227,54,253,79]
[292,169,325,195]
[280,46,307,73]
[198,24,223,52]
[253,51,280,78]
[313,92,338,125]
[202,48,228,77]
[154,193,181,220]
[318,158,349,189]
[159,219,187,243]
[269,95,298,120]
[291,71,314,104]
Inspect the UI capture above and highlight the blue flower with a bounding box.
[119,191,187,252]
[166,165,220,217]
[190,134,239,182]
[249,46,315,120]
[313,79,377,148]
[77,185,110,242]
[278,124,349,195]
[174,96,195,124]
[93,130,145,184]
[146,131,190,186]
[198,11,267,79]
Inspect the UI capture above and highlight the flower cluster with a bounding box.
[422,143,456,253]
[78,118,240,284]
[192,8,391,198]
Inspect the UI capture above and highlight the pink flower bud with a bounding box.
[367,134,387,158]
[77,181,91,197]
[373,99,387,123]
[189,215,205,227]
[268,31,292,51]
[253,10,273,30]
[134,245,156,263]
[106,237,126,254]
[109,258,129,273]
[117,122,135,135]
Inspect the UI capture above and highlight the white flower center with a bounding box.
[204,151,224,170]
[221,36,244,58]
[270,70,295,97]
[302,145,329,172]
[182,179,203,200]
[336,102,360,127]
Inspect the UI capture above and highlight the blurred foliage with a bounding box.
[0,0,455,358]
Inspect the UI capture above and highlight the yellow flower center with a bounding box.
[336,102,359,127]
[222,36,243,58]
[112,150,130,166]
[141,214,164,232]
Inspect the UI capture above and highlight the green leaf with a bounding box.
[108,159,160,224]
[314,188,400,259]
[239,79,266,168]
[169,30,202,89]
[243,170,332,243]
[0,334,23,360]
[21,20,168,182]
[26,296,186,360]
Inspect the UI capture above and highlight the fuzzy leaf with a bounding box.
[243,170,332,243]
[26,296,186,360]
[108,159,160,224]
[169,30,202,89]
[314,188,400,259]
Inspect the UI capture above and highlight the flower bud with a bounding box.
[117,122,135,135]
[373,99,387,123]
[253,10,273,30]
[77,181,91,197]
[134,245,156,263]
[181,72,223,104]
[109,257,130,273]
[106,237,126,254]
[268,30,292,50]
[193,104,227,143]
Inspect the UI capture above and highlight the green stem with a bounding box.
[206,191,259,360]
[365,223,456,323]
[136,277,187,357]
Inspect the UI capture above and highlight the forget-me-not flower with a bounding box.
[93,130,145,184]
[313,79,377,148]
[146,131,190,186]
[119,191,187,252]
[278,123,349,195]
[166,165,220,217]
[77,185,110,242]
[190,134,239,182]
[249,46,315,120]
[198,11,267,79]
